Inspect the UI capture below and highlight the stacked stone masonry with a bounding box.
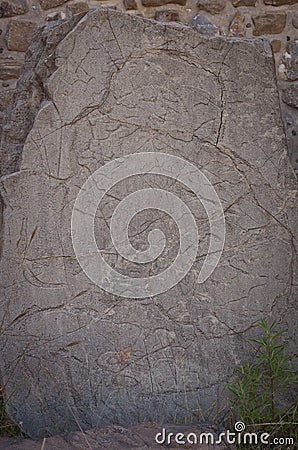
[0,0,298,173]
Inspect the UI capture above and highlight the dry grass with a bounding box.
[0,387,21,437]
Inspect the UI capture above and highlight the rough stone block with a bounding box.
[142,0,186,6]
[192,14,220,36]
[66,2,89,16]
[46,10,66,20]
[5,20,37,52]
[252,12,286,36]
[196,0,226,15]
[282,85,298,108]
[123,0,137,9]
[0,88,14,111]
[38,0,68,10]
[264,0,298,5]
[271,39,281,53]
[280,40,298,81]
[154,9,179,22]
[0,8,297,438]
[0,0,28,18]
[228,11,245,37]
[0,57,23,79]
[231,0,256,5]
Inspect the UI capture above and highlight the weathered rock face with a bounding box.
[0,8,297,438]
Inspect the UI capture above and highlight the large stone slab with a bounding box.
[0,8,297,438]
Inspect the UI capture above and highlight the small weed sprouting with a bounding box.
[227,318,297,449]
[0,385,21,437]
[0,303,22,438]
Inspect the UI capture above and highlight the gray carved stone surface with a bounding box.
[0,8,297,438]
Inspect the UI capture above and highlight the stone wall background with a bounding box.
[0,0,298,173]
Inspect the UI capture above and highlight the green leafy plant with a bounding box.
[227,318,297,448]
[0,304,22,437]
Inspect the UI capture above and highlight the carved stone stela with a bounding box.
[0,9,297,438]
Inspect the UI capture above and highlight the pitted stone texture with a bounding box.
[66,2,89,16]
[283,112,298,173]
[0,8,297,438]
[282,85,298,108]
[196,0,226,15]
[0,0,28,18]
[228,11,245,37]
[155,10,179,22]
[123,0,137,9]
[231,0,256,5]
[264,0,298,5]
[38,0,68,9]
[142,0,186,5]
[271,39,281,53]
[5,20,37,52]
[192,14,220,36]
[0,57,23,79]
[252,12,286,36]
[281,40,298,81]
